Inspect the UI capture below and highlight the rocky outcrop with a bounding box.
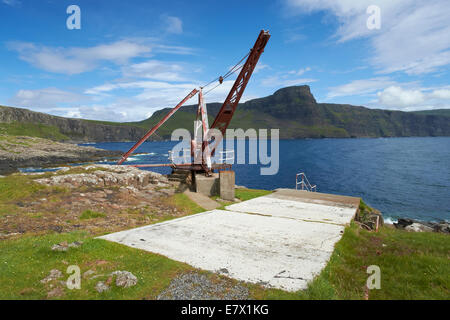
[0,135,122,174]
[35,165,168,188]
[394,218,450,234]
[0,165,178,236]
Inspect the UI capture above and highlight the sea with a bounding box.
[22,137,450,223]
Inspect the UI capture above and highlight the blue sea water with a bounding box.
[77,137,450,222]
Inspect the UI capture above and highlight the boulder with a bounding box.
[405,223,434,233]
[41,269,63,283]
[95,281,110,293]
[111,271,138,288]
[394,218,414,229]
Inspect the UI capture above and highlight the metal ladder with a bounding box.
[296,172,317,192]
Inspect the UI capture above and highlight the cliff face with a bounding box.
[1,85,450,141]
[0,106,147,142]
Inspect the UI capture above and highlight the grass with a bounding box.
[0,231,192,300]
[0,170,448,300]
[0,122,69,141]
[1,222,448,300]
[0,173,69,217]
[165,193,205,215]
[0,174,46,203]
[235,188,272,201]
[79,210,106,220]
[249,223,450,300]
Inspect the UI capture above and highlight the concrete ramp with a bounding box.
[99,189,360,292]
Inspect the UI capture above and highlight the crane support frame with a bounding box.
[209,30,270,155]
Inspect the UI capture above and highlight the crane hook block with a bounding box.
[219,76,224,84]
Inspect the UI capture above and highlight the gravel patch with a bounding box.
[157,272,249,300]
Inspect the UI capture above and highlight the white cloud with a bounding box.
[376,85,450,111]
[254,63,270,73]
[8,41,153,75]
[286,0,450,75]
[429,88,450,99]
[10,88,84,109]
[289,67,311,76]
[162,16,183,34]
[377,86,425,108]
[152,44,195,55]
[121,60,185,81]
[85,80,195,95]
[327,77,396,98]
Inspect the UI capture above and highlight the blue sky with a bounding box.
[1,0,449,121]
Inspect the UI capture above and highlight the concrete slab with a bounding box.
[99,190,359,292]
[226,195,357,225]
[270,189,361,209]
[99,209,345,292]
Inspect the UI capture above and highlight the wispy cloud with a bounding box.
[286,0,450,75]
[261,66,316,87]
[326,77,396,99]
[289,67,311,76]
[121,60,187,81]
[162,15,183,34]
[254,63,270,73]
[8,40,196,75]
[2,0,21,7]
[9,88,85,109]
[8,40,152,75]
[261,76,316,87]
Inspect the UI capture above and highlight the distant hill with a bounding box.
[1,85,450,141]
[0,105,148,142]
[412,109,450,117]
[131,86,450,139]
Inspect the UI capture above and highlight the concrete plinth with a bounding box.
[220,170,235,201]
[195,173,219,196]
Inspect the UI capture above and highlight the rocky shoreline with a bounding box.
[392,218,450,234]
[0,135,122,175]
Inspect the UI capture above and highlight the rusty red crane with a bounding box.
[117,30,270,174]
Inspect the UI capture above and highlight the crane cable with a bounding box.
[201,51,250,95]
[204,64,244,95]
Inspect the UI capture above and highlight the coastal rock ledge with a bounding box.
[0,135,121,175]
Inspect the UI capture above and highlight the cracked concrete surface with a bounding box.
[99,190,359,292]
